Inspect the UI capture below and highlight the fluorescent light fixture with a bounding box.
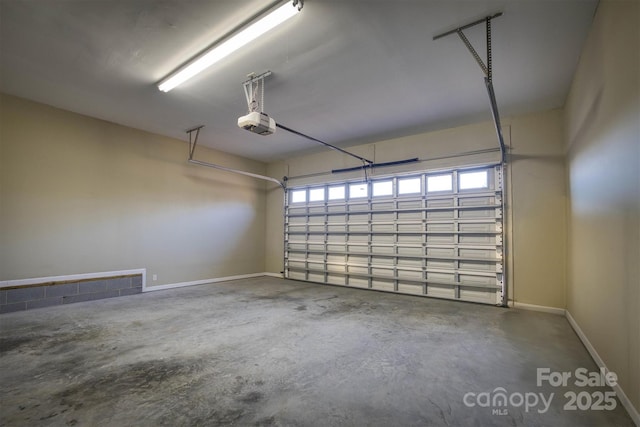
[158,1,302,92]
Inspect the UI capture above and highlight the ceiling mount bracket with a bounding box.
[243,70,272,113]
[187,125,205,160]
[434,13,507,163]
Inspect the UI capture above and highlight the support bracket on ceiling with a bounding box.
[185,126,285,188]
[434,13,507,163]
[242,70,272,113]
[187,125,205,161]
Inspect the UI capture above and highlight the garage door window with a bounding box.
[427,174,452,192]
[398,177,421,194]
[459,170,488,190]
[309,187,325,202]
[372,180,393,197]
[291,189,306,203]
[328,185,345,200]
[349,183,368,198]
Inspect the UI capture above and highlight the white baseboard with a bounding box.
[142,272,270,292]
[263,272,284,278]
[566,310,640,426]
[509,300,566,316]
[0,268,147,289]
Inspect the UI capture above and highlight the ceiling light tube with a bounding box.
[158,1,302,92]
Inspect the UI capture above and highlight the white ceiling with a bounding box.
[0,0,597,162]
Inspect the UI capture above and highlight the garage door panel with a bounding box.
[459,235,496,244]
[348,234,368,243]
[427,259,456,269]
[372,245,394,255]
[398,200,421,209]
[427,247,456,256]
[348,254,368,263]
[328,205,346,213]
[426,198,454,207]
[397,246,422,256]
[459,196,494,206]
[284,164,505,305]
[347,276,369,288]
[426,284,456,299]
[399,234,423,243]
[372,234,394,243]
[459,260,496,271]
[398,282,424,295]
[372,224,395,232]
[426,234,455,243]
[372,279,395,291]
[327,274,346,285]
[398,211,422,221]
[427,223,454,232]
[348,265,368,275]
[288,261,306,270]
[459,209,495,219]
[397,224,421,233]
[459,249,498,261]
[426,271,455,282]
[459,287,496,304]
[372,202,394,210]
[289,271,306,281]
[308,272,324,282]
[349,204,369,212]
[308,244,325,252]
[307,253,324,262]
[288,225,307,233]
[347,245,368,253]
[327,264,346,273]
[427,211,455,220]
[397,257,422,268]
[459,223,496,232]
[373,212,395,221]
[327,254,345,263]
[397,269,422,280]
[328,214,346,223]
[289,216,307,224]
[371,267,394,277]
[348,213,368,221]
[459,274,495,285]
[372,256,395,266]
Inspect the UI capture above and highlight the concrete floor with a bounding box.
[0,277,634,427]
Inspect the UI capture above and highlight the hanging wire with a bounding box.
[363,159,370,182]
[261,76,265,112]
[249,83,259,112]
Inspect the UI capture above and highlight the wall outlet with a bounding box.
[152,274,157,281]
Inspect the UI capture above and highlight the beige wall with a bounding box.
[266,108,567,309]
[564,0,640,415]
[0,94,266,287]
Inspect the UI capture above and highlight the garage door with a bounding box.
[284,164,505,305]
